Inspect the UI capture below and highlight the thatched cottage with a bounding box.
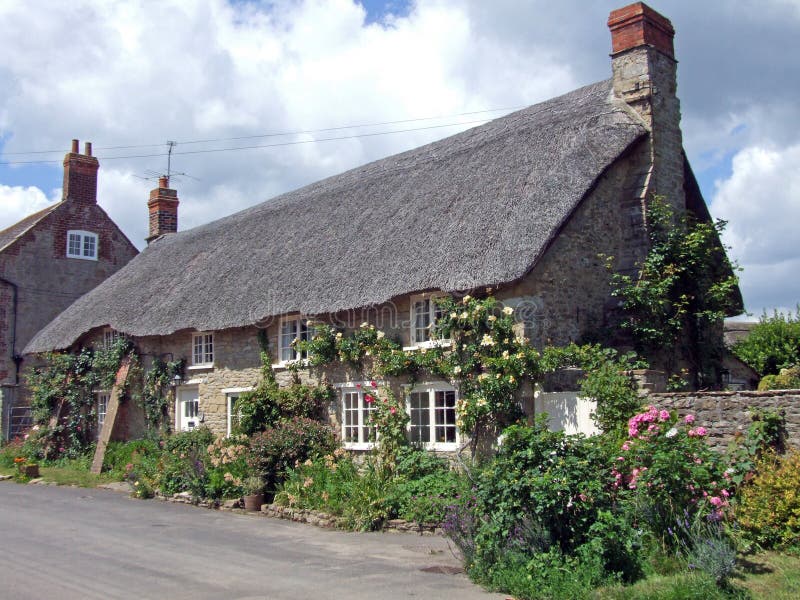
[25,3,741,448]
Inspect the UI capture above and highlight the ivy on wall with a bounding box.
[605,197,740,389]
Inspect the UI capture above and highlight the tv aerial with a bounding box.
[133,140,199,186]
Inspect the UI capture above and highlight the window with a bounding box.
[279,317,314,363]
[192,333,214,366]
[103,328,122,349]
[407,384,458,449]
[339,385,377,449]
[409,294,447,347]
[223,387,252,436]
[227,395,240,436]
[96,392,110,432]
[66,230,98,260]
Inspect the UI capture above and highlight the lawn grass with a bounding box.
[38,464,118,487]
[594,552,800,599]
[735,551,800,599]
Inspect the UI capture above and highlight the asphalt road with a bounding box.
[0,482,504,600]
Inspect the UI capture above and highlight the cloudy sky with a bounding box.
[1,0,798,319]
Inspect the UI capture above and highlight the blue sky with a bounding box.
[1,0,799,319]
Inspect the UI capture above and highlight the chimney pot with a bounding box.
[159,176,169,188]
[84,141,92,156]
[71,139,79,153]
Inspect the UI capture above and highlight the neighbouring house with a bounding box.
[721,321,760,390]
[0,141,139,440]
[25,3,742,449]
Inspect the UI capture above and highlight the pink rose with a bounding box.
[695,426,707,436]
[659,410,670,421]
[364,394,374,404]
[684,414,695,424]
[370,380,377,388]
[390,407,396,415]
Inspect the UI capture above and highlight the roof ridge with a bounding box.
[0,201,63,254]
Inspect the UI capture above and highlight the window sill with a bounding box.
[66,254,98,261]
[343,442,376,451]
[402,339,452,352]
[271,360,309,371]
[187,364,214,371]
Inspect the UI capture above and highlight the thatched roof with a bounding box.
[26,79,648,353]
[0,203,60,254]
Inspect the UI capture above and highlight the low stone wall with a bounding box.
[649,389,800,450]
[262,503,442,535]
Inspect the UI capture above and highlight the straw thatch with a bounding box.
[26,79,649,353]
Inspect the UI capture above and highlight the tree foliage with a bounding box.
[732,308,800,377]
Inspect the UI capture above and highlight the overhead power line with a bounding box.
[0,116,506,166]
[0,104,526,161]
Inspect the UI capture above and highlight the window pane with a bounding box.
[435,390,457,443]
[83,234,96,257]
[68,233,81,256]
[409,392,430,444]
[204,334,214,364]
[363,400,377,443]
[280,320,296,362]
[343,391,359,442]
[414,299,431,344]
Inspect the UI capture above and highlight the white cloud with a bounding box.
[0,185,60,231]
[711,144,800,314]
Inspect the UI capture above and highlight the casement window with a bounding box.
[406,383,459,449]
[66,230,98,260]
[227,395,240,436]
[96,391,110,432]
[192,333,214,367]
[279,317,314,363]
[103,328,122,349]
[338,384,377,450]
[223,387,252,436]
[409,293,448,347]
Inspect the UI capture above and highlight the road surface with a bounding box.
[0,481,504,599]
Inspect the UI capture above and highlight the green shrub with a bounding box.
[738,450,800,550]
[732,308,800,376]
[757,365,800,390]
[103,439,161,479]
[248,417,337,494]
[204,434,251,500]
[155,428,214,497]
[475,419,615,559]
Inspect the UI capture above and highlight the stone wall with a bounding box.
[649,390,800,451]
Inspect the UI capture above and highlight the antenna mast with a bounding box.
[166,140,177,185]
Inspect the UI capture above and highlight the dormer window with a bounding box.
[408,293,448,348]
[192,332,214,367]
[66,230,98,260]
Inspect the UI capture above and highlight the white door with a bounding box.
[177,387,200,431]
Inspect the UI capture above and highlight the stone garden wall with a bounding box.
[649,389,800,451]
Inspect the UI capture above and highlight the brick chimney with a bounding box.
[146,176,179,244]
[609,3,684,209]
[62,139,99,204]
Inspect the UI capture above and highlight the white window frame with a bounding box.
[277,316,314,365]
[406,293,450,350]
[191,332,214,367]
[405,382,459,451]
[96,391,110,433]
[223,387,253,436]
[66,230,98,260]
[335,382,378,450]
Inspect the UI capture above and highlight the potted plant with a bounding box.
[242,476,265,511]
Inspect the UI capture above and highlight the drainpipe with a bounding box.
[0,276,20,384]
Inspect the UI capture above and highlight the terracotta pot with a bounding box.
[23,464,39,478]
[243,493,265,512]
